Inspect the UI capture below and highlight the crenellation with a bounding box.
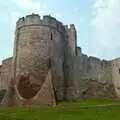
[2,57,13,65]
[88,56,101,62]
[43,15,56,24]
[64,25,68,31]
[70,24,75,29]
[25,14,41,25]
[77,47,82,56]
[26,13,40,18]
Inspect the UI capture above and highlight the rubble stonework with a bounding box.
[0,13,119,106]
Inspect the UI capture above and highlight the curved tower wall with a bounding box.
[13,14,67,105]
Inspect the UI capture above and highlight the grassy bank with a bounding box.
[0,98,120,120]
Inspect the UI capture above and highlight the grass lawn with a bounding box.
[0,98,120,120]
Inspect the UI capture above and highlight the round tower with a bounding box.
[12,14,67,105]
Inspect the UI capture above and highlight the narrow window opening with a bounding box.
[51,33,53,40]
[62,62,64,73]
[49,58,52,68]
[119,68,120,74]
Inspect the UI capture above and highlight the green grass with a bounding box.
[0,98,120,120]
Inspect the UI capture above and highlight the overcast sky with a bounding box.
[0,0,120,63]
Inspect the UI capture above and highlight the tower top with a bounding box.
[16,13,67,33]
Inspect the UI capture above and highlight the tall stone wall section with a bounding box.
[65,24,77,56]
[13,14,67,105]
[77,47,82,56]
[0,57,12,90]
[0,57,12,103]
[64,54,115,100]
[112,58,120,98]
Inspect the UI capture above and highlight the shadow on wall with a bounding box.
[17,73,44,100]
[0,89,7,103]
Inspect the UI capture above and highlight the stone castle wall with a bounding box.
[0,57,12,90]
[0,14,120,106]
[112,58,120,97]
[0,57,12,103]
[64,54,115,100]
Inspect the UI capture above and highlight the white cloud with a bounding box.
[12,0,39,8]
[11,0,56,17]
[74,8,80,13]
[91,0,120,59]
[92,0,120,30]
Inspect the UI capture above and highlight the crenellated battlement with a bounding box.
[16,13,66,33]
[64,24,76,31]
[2,57,13,65]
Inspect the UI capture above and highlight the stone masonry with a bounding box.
[0,13,119,106]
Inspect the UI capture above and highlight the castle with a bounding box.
[0,13,120,106]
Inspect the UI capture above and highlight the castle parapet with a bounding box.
[70,24,75,29]
[2,57,13,65]
[16,14,66,33]
[25,14,41,25]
